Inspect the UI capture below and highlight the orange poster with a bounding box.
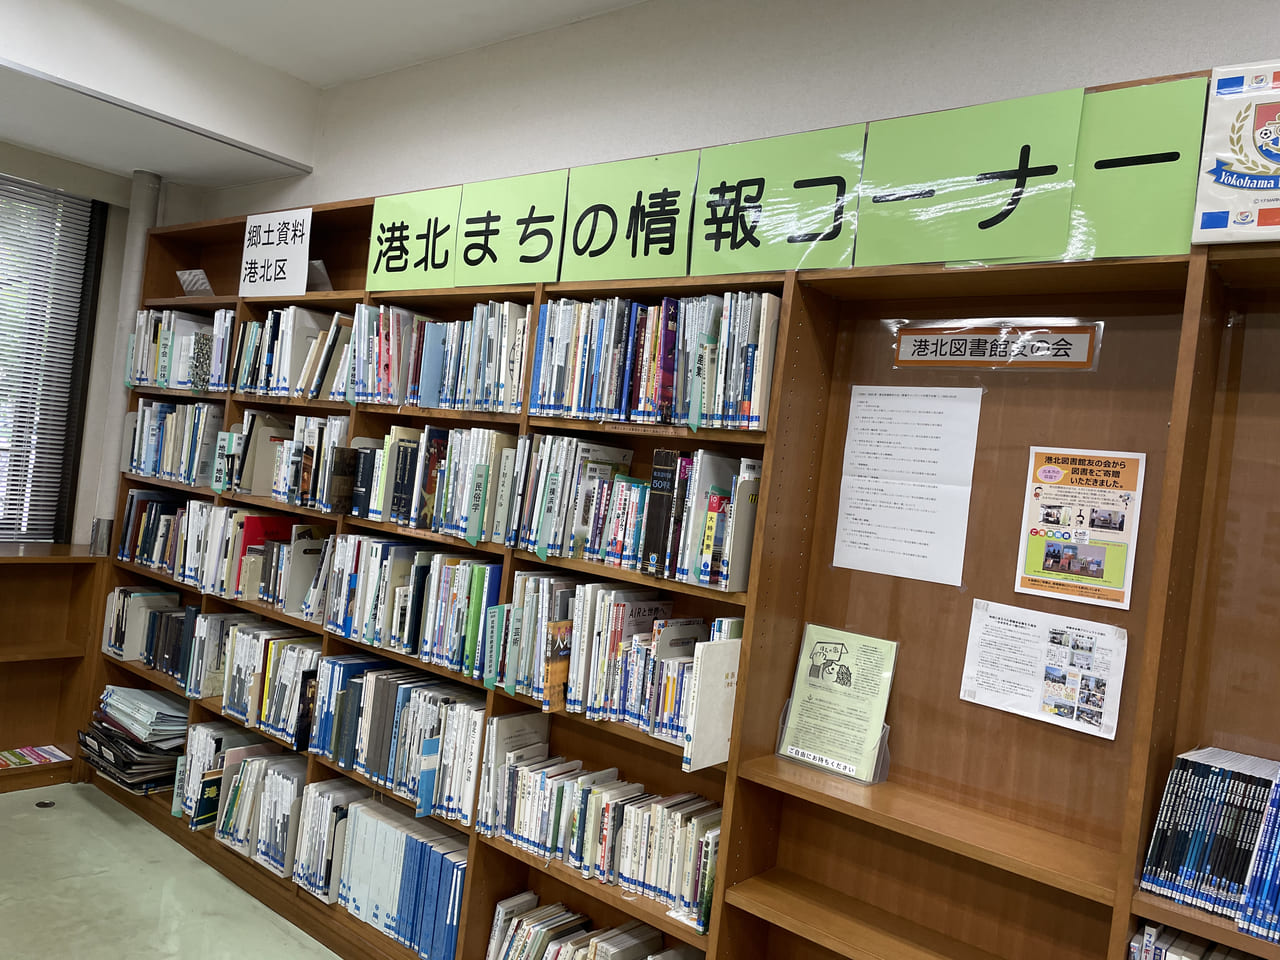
[1013,446,1146,610]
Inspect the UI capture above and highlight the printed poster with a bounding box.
[778,624,898,782]
[833,385,982,586]
[1193,60,1280,242]
[1014,446,1145,610]
[960,599,1127,740]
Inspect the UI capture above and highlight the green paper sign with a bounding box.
[1066,78,1208,260]
[366,185,463,291]
[454,170,568,286]
[561,151,700,282]
[856,89,1084,266]
[690,124,865,275]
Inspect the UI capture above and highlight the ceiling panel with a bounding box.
[115,0,647,88]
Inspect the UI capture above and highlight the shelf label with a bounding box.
[893,321,1102,370]
[691,124,865,275]
[453,170,569,286]
[239,207,312,297]
[856,90,1084,266]
[1069,78,1207,259]
[560,151,700,282]
[366,186,462,291]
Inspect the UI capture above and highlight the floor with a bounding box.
[0,783,340,960]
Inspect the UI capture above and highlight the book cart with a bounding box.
[79,149,1280,960]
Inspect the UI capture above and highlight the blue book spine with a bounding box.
[618,302,639,421]
[530,304,548,415]
[429,856,455,960]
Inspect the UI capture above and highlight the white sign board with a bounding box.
[239,207,312,297]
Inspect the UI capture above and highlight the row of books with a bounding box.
[0,744,71,769]
[353,301,530,411]
[1142,746,1280,943]
[211,408,354,508]
[78,686,187,794]
[485,891,692,960]
[309,655,485,824]
[215,752,308,877]
[1131,921,1259,959]
[475,712,721,932]
[527,291,779,430]
[123,400,225,486]
[129,308,233,391]
[232,305,337,398]
[223,630,321,745]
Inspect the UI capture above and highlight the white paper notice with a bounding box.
[833,385,982,585]
[238,207,312,297]
[960,599,1127,740]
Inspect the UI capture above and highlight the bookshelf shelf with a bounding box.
[0,754,74,793]
[0,642,84,663]
[231,392,352,413]
[323,632,489,691]
[131,384,230,401]
[368,284,537,311]
[736,754,1118,905]
[355,403,521,425]
[545,271,785,299]
[725,868,1003,960]
[342,515,509,556]
[242,289,367,307]
[103,655,188,699]
[122,472,217,498]
[525,415,767,446]
[479,834,709,948]
[310,753,474,835]
[1130,890,1280,960]
[220,490,342,522]
[212,593,326,636]
[143,295,240,310]
[511,548,748,605]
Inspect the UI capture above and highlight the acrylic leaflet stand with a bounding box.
[775,698,891,786]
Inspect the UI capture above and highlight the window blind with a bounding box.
[0,175,99,541]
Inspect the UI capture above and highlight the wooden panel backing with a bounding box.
[772,795,1112,960]
[797,297,1183,846]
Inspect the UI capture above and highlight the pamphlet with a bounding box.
[778,623,897,782]
[176,268,213,296]
[833,385,982,586]
[1014,446,1145,610]
[960,599,1127,740]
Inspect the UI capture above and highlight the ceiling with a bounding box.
[114,0,647,88]
[0,65,308,188]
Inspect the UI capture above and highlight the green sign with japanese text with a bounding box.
[1066,78,1208,260]
[856,89,1085,266]
[453,170,569,286]
[366,185,463,291]
[560,151,700,282]
[691,124,865,275]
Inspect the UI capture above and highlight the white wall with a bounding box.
[0,0,318,167]
[204,0,1280,218]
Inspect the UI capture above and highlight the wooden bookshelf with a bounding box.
[70,134,1280,960]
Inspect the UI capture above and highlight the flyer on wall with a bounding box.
[960,599,1127,740]
[1014,446,1145,610]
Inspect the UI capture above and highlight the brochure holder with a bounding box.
[774,697,891,786]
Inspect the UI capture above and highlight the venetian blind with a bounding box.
[0,176,94,541]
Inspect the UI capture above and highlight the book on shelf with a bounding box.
[228,305,334,397]
[122,400,224,485]
[181,722,269,827]
[486,893,670,960]
[0,745,72,769]
[293,778,373,903]
[330,798,468,955]
[78,686,188,793]
[1127,921,1252,959]
[129,308,233,392]
[308,655,485,825]
[214,752,305,865]
[1141,745,1280,945]
[474,716,722,933]
[527,290,779,430]
[352,300,529,411]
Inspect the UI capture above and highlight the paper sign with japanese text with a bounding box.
[453,170,569,286]
[856,90,1084,266]
[239,207,312,297]
[561,151,700,282]
[1193,59,1280,242]
[1014,446,1146,610]
[893,321,1101,370]
[690,124,865,275]
[366,186,462,291]
[1067,78,1207,259]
